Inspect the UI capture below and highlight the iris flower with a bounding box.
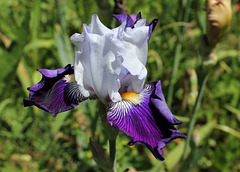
[24,13,185,161]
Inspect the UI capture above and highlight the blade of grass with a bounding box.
[29,0,41,66]
[24,39,55,52]
[187,145,208,172]
[225,104,240,115]
[54,0,74,66]
[167,0,193,107]
[215,124,240,139]
[182,72,209,160]
[54,32,74,66]
[51,111,70,136]
[16,59,32,96]
[0,99,12,115]
[29,0,40,40]
[165,140,186,171]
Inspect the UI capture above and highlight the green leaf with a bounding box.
[16,59,32,96]
[193,120,217,147]
[89,138,113,172]
[0,99,12,114]
[54,32,74,67]
[29,0,41,40]
[225,104,240,115]
[50,111,70,135]
[23,39,55,52]
[215,124,240,139]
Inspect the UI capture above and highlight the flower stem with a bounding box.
[109,138,117,172]
[99,101,118,172]
[182,72,209,160]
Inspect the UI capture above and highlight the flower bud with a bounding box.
[206,0,232,47]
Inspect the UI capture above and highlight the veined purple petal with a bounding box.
[107,80,185,161]
[23,64,87,117]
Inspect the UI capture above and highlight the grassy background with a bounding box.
[0,0,240,171]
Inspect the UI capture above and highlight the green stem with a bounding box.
[98,101,118,172]
[167,0,193,107]
[109,138,117,172]
[167,43,182,106]
[182,72,209,160]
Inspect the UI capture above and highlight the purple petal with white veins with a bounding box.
[107,80,185,161]
[23,64,87,117]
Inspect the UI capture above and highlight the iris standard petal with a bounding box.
[113,12,158,41]
[71,14,158,103]
[72,14,125,103]
[136,12,142,22]
[107,80,185,161]
[120,19,149,94]
[145,19,158,42]
[112,13,158,94]
[23,64,87,117]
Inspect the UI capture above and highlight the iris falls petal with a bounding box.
[107,80,185,161]
[23,64,88,117]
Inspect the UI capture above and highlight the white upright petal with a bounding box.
[71,14,151,103]
[72,15,125,103]
[119,19,149,93]
[70,33,84,51]
[85,14,110,35]
[134,18,147,28]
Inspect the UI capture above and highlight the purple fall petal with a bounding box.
[150,81,182,125]
[23,64,87,117]
[107,80,185,161]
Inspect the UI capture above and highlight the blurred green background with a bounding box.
[0,0,240,171]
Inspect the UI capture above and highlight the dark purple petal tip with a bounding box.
[113,12,158,41]
[23,64,86,117]
[107,80,185,161]
[146,19,158,42]
[113,14,135,29]
[136,12,142,21]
